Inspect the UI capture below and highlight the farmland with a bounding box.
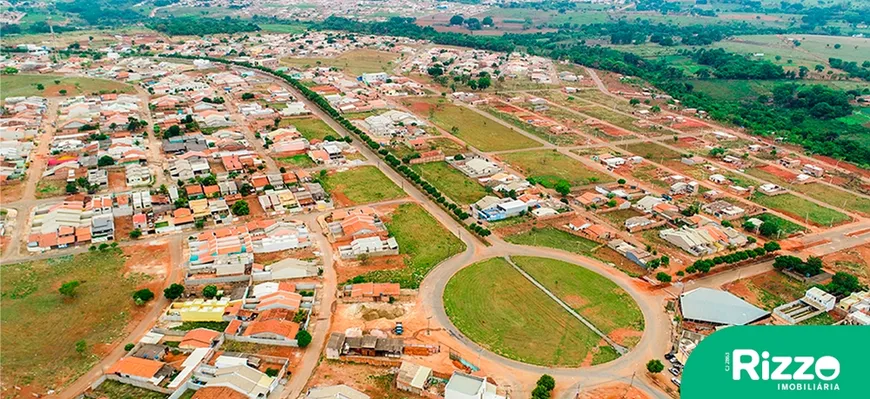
[443,257,601,366]
[280,49,400,76]
[750,193,850,226]
[499,150,613,187]
[1,74,135,99]
[512,256,644,345]
[0,250,149,390]
[320,166,406,206]
[504,227,600,256]
[402,97,542,152]
[356,203,465,288]
[411,162,487,205]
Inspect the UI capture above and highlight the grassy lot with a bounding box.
[281,117,338,141]
[512,256,644,338]
[752,213,808,235]
[750,193,850,226]
[621,142,684,162]
[0,250,149,390]
[275,154,315,168]
[443,257,601,366]
[90,380,168,399]
[500,150,613,187]
[799,312,836,326]
[598,208,645,227]
[321,166,406,206]
[480,106,578,146]
[258,22,309,34]
[1,74,134,99]
[403,97,542,152]
[727,270,807,311]
[35,179,65,199]
[391,138,467,160]
[355,203,465,288]
[280,49,400,76]
[504,227,600,256]
[411,162,487,205]
[744,168,870,215]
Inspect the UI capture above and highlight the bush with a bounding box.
[646,359,664,373]
[130,228,142,239]
[132,288,155,303]
[655,272,672,283]
[296,330,312,347]
[265,368,279,377]
[59,280,81,297]
[124,343,135,351]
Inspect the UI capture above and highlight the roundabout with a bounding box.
[442,255,644,368]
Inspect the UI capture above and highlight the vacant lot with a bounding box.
[512,256,643,345]
[35,179,65,199]
[275,154,315,168]
[752,213,807,236]
[504,227,600,255]
[1,250,149,390]
[750,193,850,226]
[2,74,134,99]
[355,203,464,288]
[284,117,337,141]
[725,270,807,311]
[444,257,601,366]
[621,142,684,162]
[280,49,400,76]
[90,380,169,399]
[403,97,542,152]
[321,166,406,206]
[746,168,870,216]
[500,150,613,187]
[411,162,487,205]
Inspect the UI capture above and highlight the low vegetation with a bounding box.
[320,166,406,206]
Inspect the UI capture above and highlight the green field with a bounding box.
[504,227,600,255]
[1,74,135,99]
[355,203,465,288]
[500,150,613,187]
[747,167,870,216]
[411,162,487,205]
[91,380,168,399]
[275,154,315,168]
[404,97,542,152]
[280,49,400,76]
[752,213,808,236]
[286,117,338,141]
[837,110,870,126]
[443,257,601,366]
[321,166,406,206]
[750,193,850,226]
[480,106,578,146]
[621,142,685,162]
[512,256,644,340]
[0,250,149,390]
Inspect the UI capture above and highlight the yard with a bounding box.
[281,117,338,141]
[1,74,135,99]
[280,49,400,77]
[403,97,542,152]
[499,150,613,187]
[504,227,600,256]
[443,257,601,366]
[353,203,465,288]
[511,256,644,346]
[750,193,850,226]
[0,250,150,391]
[320,166,406,206]
[411,162,487,205]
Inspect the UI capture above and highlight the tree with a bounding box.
[2,66,18,75]
[98,155,115,167]
[650,105,661,113]
[66,182,79,194]
[764,241,781,252]
[124,343,135,351]
[532,374,555,399]
[130,228,142,239]
[822,272,866,296]
[75,340,87,355]
[618,178,627,185]
[202,285,218,299]
[296,330,312,347]
[132,288,155,303]
[759,222,779,237]
[231,200,250,216]
[164,283,185,300]
[554,180,571,196]
[36,83,45,90]
[482,16,494,26]
[59,89,68,96]
[449,15,464,26]
[647,359,665,373]
[629,98,641,106]
[241,92,255,100]
[655,272,672,283]
[59,280,81,297]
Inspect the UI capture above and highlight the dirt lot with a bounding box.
[306,360,428,399]
[108,169,126,191]
[722,270,807,311]
[576,382,651,399]
[821,244,870,286]
[334,254,407,284]
[254,247,318,265]
[757,164,798,181]
[1,181,24,202]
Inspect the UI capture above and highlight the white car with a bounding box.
[671,377,681,387]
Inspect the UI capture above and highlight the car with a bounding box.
[669,367,681,376]
[671,378,681,387]
[664,353,676,362]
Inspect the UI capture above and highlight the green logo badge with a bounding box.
[682,326,870,398]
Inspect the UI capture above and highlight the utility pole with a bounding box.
[621,371,636,399]
[427,316,432,336]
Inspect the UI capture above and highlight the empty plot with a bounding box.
[511,256,644,340]
[504,227,600,255]
[280,49,399,76]
[283,117,337,141]
[443,257,601,366]
[403,97,542,152]
[500,150,613,187]
[321,166,406,206]
[1,74,135,99]
[411,162,487,205]
[750,193,849,226]
[621,142,684,162]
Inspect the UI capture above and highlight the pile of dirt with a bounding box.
[359,305,405,321]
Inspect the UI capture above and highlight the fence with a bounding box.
[184,274,251,286]
[224,334,298,347]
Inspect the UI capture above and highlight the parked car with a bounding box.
[669,367,681,376]
[671,378,681,387]
[664,353,676,362]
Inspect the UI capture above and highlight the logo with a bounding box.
[729,349,840,391]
